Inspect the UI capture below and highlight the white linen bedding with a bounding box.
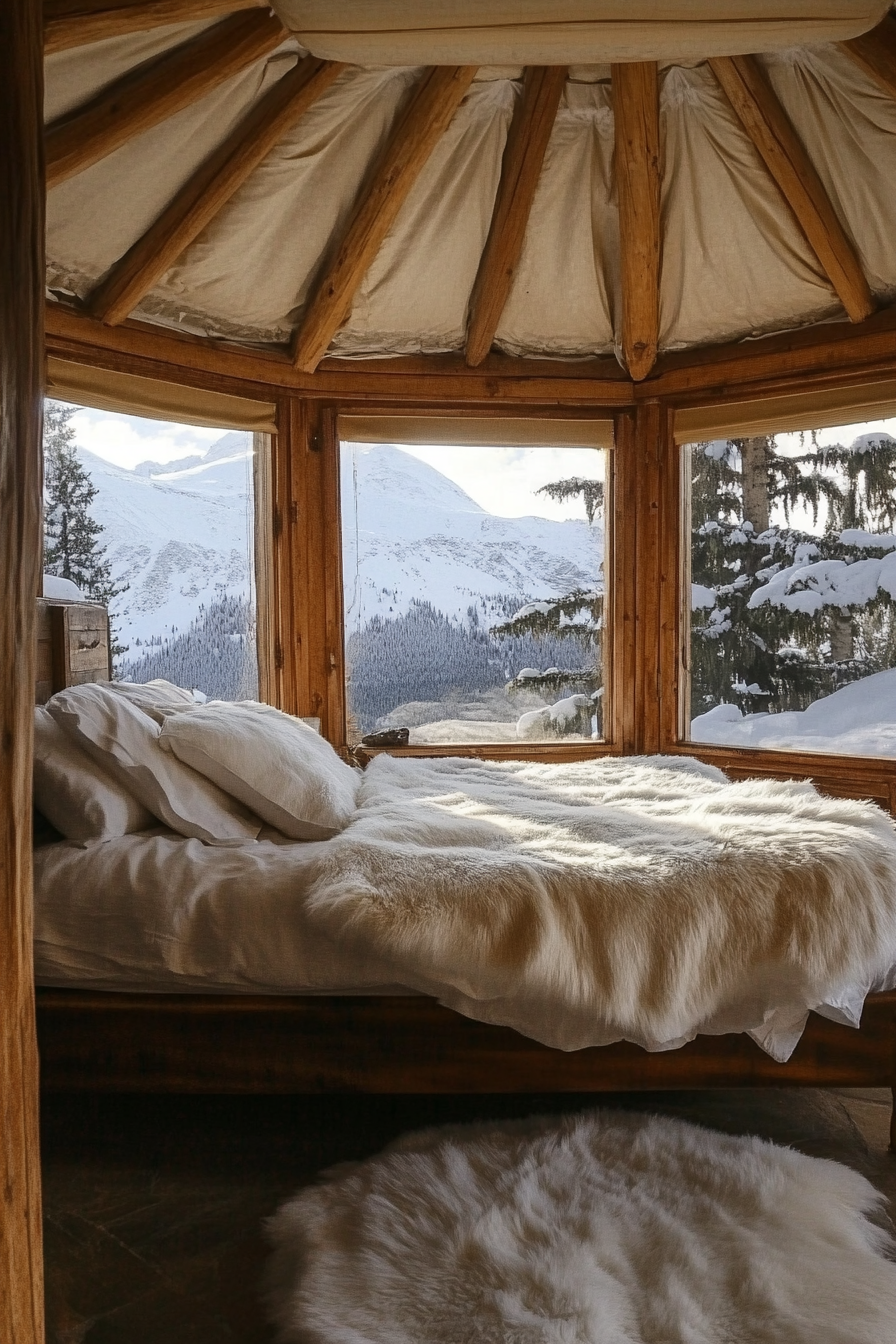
[33,753,896,1061]
[33,828,413,996]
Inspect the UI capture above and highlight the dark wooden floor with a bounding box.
[42,1087,896,1344]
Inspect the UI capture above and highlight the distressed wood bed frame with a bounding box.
[34,989,896,1151]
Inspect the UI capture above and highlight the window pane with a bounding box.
[43,399,259,700]
[341,439,607,745]
[687,417,896,757]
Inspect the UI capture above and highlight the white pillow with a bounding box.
[106,678,198,724]
[33,706,155,845]
[159,701,359,841]
[47,684,262,847]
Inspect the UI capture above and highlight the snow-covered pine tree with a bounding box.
[690,428,896,722]
[490,477,605,737]
[43,400,129,654]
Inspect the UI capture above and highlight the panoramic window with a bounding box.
[340,427,608,746]
[686,414,896,757]
[42,399,260,700]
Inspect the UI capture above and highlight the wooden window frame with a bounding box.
[41,302,896,801]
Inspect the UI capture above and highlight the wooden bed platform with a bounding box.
[36,988,896,1144]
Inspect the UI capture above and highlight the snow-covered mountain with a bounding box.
[81,431,254,650]
[79,435,602,655]
[341,443,603,632]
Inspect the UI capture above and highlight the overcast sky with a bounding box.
[58,401,606,521]
[56,399,896,527]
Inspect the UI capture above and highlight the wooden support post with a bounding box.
[90,56,343,325]
[43,0,263,55]
[709,54,874,324]
[840,12,896,101]
[612,62,662,383]
[45,7,284,188]
[292,65,477,373]
[0,0,46,1338]
[464,65,566,367]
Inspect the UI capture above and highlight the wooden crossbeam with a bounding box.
[90,57,343,325]
[709,54,874,324]
[464,66,566,368]
[840,12,896,100]
[612,62,661,383]
[44,0,264,56]
[45,7,284,189]
[292,64,478,373]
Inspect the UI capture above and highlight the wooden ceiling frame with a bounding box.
[840,11,896,99]
[291,64,478,374]
[89,55,344,326]
[464,65,567,368]
[612,61,662,384]
[709,54,874,324]
[45,6,284,188]
[43,0,266,55]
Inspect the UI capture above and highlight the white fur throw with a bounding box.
[265,1108,896,1344]
[305,755,896,1056]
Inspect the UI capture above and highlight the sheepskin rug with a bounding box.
[265,1108,896,1344]
[305,755,896,1057]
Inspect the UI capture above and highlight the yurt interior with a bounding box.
[4,2,896,1340]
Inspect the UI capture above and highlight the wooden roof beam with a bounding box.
[44,0,266,56]
[292,64,478,373]
[709,54,874,324]
[840,12,896,99]
[612,61,661,383]
[45,7,284,189]
[465,66,566,367]
[90,56,343,325]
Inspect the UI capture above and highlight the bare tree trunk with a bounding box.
[740,436,771,533]
[0,0,46,1340]
[830,608,855,663]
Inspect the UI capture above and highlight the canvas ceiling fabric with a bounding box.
[44,27,896,363]
[271,0,889,64]
[46,358,278,432]
[338,415,615,448]
[675,379,896,443]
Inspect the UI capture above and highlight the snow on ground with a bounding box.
[691,668,896,755]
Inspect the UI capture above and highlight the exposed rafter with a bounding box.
[464,66,566,368]
[90,57,343,326]
[840,12,896,100]
[45,7,284,189]
[43,0,265,55]
[291,64,478,373]
[612,61,661,383]
[709,54,874,324]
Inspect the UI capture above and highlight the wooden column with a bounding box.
[0,0,46,1340]
[270,400,346,745]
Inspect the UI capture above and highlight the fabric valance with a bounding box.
[272,0,888,64]
[46,358,278,434]
[674,379,896,445]
[338,414,614,449]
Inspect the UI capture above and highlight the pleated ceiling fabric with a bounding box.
[271,0,889,63]
[46,358,278,433]
[43,22,896,362]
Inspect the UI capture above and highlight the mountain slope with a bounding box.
[341,444,603,632]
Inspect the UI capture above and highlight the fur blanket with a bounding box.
[266,1108,896,1344]
[305,755,896,1057]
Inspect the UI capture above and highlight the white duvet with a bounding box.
[34,754,896,1061]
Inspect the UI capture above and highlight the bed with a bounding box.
[31,643,896,1145]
